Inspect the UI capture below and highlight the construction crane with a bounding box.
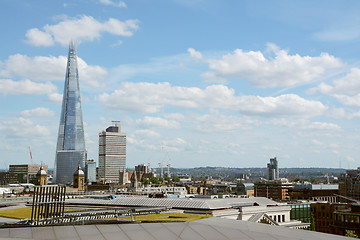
[158,162,163,178]
[167,162,171,178]
[28,146,34,164]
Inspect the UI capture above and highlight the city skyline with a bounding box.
[1,1,360,169]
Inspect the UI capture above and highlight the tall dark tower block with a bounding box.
[54,42,87,184]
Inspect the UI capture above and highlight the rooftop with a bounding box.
[66,196,279,210]
[0,217,349,240]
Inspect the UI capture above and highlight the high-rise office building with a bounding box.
[267,157,279,180]
[54,42,87,184]
[98,123,126,183]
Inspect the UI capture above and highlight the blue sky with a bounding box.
[1,0,360,170]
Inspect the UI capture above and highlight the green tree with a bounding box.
[165,176,171,182]
[173,176,180,182]
[141,177,150,186]
[150,177,159,184]
[159,177,164,182]
[345,232,359,238]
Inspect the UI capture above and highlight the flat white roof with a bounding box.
[0,218,349,240]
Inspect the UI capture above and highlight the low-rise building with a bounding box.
[288,202,312,225]
[310,202,348,234]
[333,204,360,236]
[66,196,309,229]
[254,178,293,201]
[8,164,48,184]
[289,183,339,202]
[141,186,187,195]
[237,182,254,197]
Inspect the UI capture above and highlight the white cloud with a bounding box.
[308,68,360,95]
[201,72,227,84]
[333,94,360,108]
[330,143,339,148]
[314,28,360,42]
[48,93,63,104]
[98,0,127,7]
[0,54,66,81]
[110,40,123,47]
[98,82,327,117]
[77,57,108,88]
[135,116,180,129]
[0,117,51,138]
[161,138,187,152]
[188,48,203,59]
[305,121,341,131]
[272,119,341,132]
[195,112,256,132]
[0,54,107,87]
[20,107,55,117]
[0,79,57,95]
[327,107,348,119]
[311,139,323,146]
[134,129,161,139]
[308,68,360,109]
[235,94,327,117]
[25,15,139,46]
[25,28,54,46]
[163,113,185,121]
[205,43,343,88]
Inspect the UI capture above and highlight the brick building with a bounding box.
[254,179,293,201]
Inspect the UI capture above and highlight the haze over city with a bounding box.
[1,0,360,169]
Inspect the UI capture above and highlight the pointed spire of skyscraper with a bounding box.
[54,42,87,184]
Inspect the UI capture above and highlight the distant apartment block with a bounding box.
[267,157,279,180]
[135,164,148,174]
[339,167,360,201]
[98,123,126,183]
[254,178,293,201]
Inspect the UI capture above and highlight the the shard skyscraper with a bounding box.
[54,42,87,184]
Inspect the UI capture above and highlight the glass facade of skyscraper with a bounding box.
[54,42,87,184]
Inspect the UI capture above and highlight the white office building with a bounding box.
[98,123,126,183]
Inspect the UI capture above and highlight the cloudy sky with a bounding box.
[1,0,360,169]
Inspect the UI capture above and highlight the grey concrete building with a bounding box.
[267,157,279,180]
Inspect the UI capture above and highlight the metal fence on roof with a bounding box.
[30,185,66,225]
